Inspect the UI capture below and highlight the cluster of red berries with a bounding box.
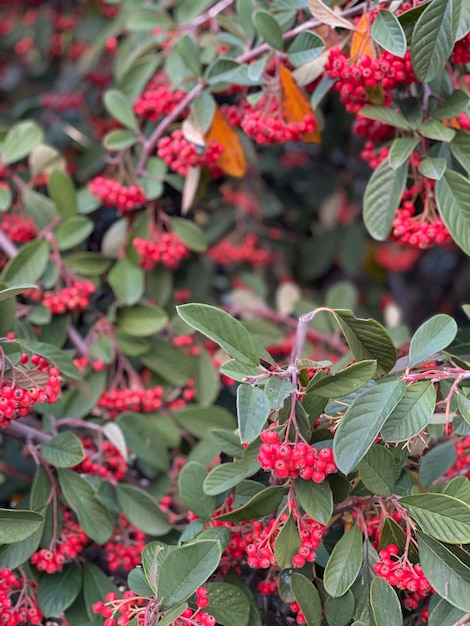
[240,98,316,144]
[374,243,421,272]
[391,186,452,249]
[0,214,38,243]
[0,354,61,428]
[30,509,87,573]
[352,116,395,143]
[73,437,127,482]
[157,130,224,176]
[374,544,433,610]
[41,280,96,314]
[133,232,191,270]
[221,185,260,215]
[0,568,43,626]
[257,577,278,596]
[208,234,272,266]
[325,47,417,113]
[89,176,146,213]
[172,335,200,356]
[39,92,83,111]
[452,33,470,65]
[134,73,186,121]
[446,436,470,479]
[290,601,307,625]
[104,513,145,572]
[177,605,215,626]
[258,429,337,482]
[246,510,326,569]
[94,591,146,626]
[360,141,390,169]
[97,385,164,418]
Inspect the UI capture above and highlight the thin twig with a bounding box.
[0,230,18,258]
[5,420,52,444]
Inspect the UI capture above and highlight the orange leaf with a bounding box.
[205,106,246,178]
[442,117,462,129]
[350,13,376,60]
[279,65,321,144]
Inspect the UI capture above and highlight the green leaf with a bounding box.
[116,304,168,336]
[55,216,94,251]
[434,89,470,120]
[108,258,144,305]
[178,462,217,521]
[192,91,216,133]
[215,486,285,522]
[290,573,322,626]
[0,525,43,569]
[324,591,355,626]
[66,252,112,276]
[370,577,402,626]
[195,347,221,407]
[380,381,437,442]
[324,525,363,597]
[418,156,447,180]
[306,360,376,399]
[205,583,250,626]
[295,479,333,526]
[419,440,457,487]
[171,217,208,252]
[428,595,467,626]
[2,239,50,285]
[359,106,411,130]
[363,159,408,242]
[220,359,261,382]
[418,532,470,612]
[400,493,470,543]
[287,32,325,66]
[82,562,120,621]
[172,405,235,438]
[0,184,12,211]
[128,566,154,596]
[115,483,171,535]
[388,137,420,169]
[58,469,115,544]
[157,540,222,609]
[1,120,44,164]
[203,464,248,495]
[371,10,406,57]
[0,283,38,302]
[177,304,259,366]
[418,120,456,142]
[0,509,43,544]
[237,384,271,444]
[436,169,470,255]
[38,563,82,616]
[333,379,405,474]
[408,313,458,367]
[252,10,284,50]
[103,89,138,130]
[103,129,137,151]
[450,130,470,172]
[331,310,397,375]
[41,432,85,468]
[411,0,455,82]
[357,445,396,496]
[47,170,77,218]
[141,338,192,386]
[274,514,301,568]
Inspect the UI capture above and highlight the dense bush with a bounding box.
[0,1,470,625]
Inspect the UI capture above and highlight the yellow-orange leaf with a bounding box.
[350,13,376,60]
[279,65,321,144]
[205,106,246,178]
[442,117,462,129]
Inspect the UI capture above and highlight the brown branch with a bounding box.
[0,230,18,258]
[4,420,52,444]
